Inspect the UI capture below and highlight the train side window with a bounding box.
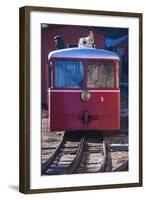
[55,60,84,88]
[87,61,114,88]
[49,61,53,88]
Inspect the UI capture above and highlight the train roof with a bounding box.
[48,47,120,60]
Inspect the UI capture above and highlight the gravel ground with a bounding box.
[41,118,64,164]
[111,151,128,168]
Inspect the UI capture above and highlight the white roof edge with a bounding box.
[48,47,120,60]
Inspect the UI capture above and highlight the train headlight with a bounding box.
[81,91,91,101]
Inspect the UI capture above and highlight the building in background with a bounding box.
[105,35,128,83]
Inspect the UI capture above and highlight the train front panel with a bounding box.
[49,89,120,131]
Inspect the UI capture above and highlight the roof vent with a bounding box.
[78,31,95,48]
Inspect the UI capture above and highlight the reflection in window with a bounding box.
[55,61,84,88]
[87,61,114,88]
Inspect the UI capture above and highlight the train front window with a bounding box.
[87,61,114,88]
[55,60,84,88]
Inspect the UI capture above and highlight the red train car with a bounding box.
[48,47,120,131]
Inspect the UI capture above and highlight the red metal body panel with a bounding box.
[48,90,120,131]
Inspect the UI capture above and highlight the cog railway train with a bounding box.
[47,35,120,132]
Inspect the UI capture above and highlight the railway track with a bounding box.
[42,133,108,175]
[42,135,85,175]
[76,138,106,173]
[42,129,128,175]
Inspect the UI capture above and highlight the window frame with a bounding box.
[86,59,117,89]
[50,58,119,90]
[51,58,86,90]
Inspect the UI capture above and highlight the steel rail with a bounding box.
[42,137,64,173]
[65,137,85,174]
